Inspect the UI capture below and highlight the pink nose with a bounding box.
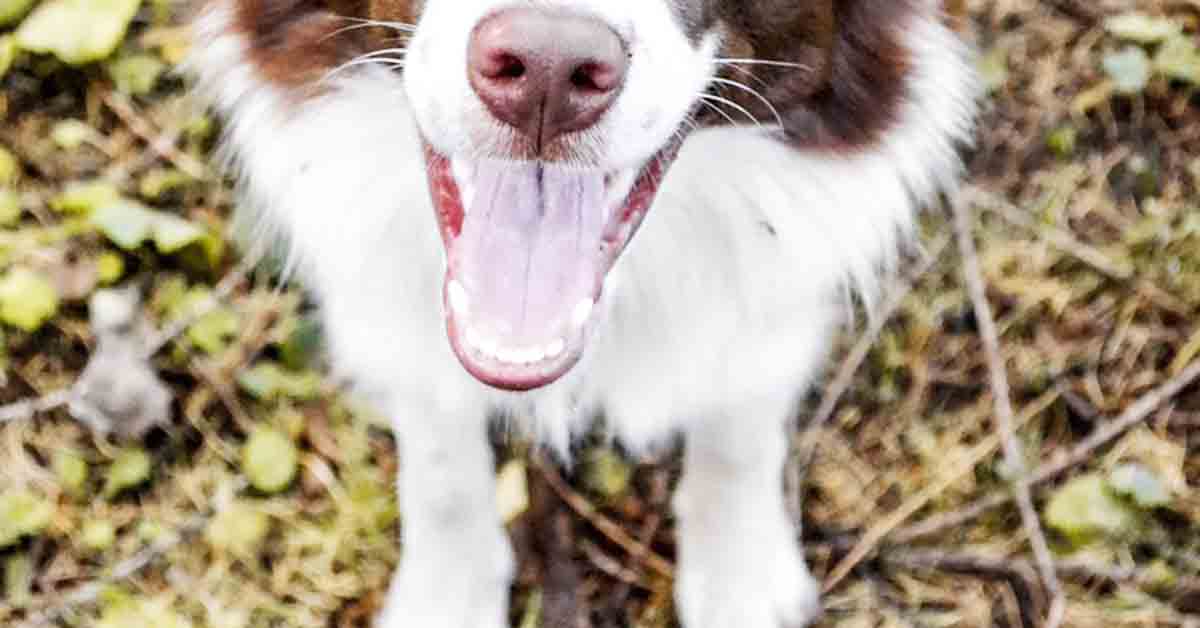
[468,8,628,148]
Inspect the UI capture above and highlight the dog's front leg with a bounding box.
[674,397,821,628]
[378,406,513,628]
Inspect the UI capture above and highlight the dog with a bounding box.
[188,1,976,625]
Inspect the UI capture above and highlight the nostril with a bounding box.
[478,51,527,81]
[493,53,526,80]
[570,63,619,93]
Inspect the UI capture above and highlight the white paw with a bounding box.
[375,545,513,628]
[676,530,821,628]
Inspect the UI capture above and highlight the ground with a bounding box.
[0,1,1199,627]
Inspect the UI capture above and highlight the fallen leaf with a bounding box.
[16,0,144,65]
[242,427,298,493]
[0,267,59,331]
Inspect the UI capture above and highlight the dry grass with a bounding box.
[1,1,1199,627]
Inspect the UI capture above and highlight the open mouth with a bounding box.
[423,141,680,391]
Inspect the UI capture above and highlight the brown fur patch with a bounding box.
[227,0,418,93]
[707,0,925,153]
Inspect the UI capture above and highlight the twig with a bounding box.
[100,89,210,180]
[532,453,675,579]
[894,357,1200,543]
[885,548,1200,600]
[950,190,1064,627]
[144,258,254,357]
[0,389,76,424]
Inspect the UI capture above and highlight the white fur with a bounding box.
[189,1,976,625]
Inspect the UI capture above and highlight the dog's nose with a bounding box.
[468,9,628,148]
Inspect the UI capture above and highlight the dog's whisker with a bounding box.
[332,16,418,32]
[699,94,761,127]
[720,63,770,90]
[322,56,407,83]
[715,57,812,71]
[708,77,784,128]
[695,97,739,126]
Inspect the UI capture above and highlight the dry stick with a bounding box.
[951,191,1065,628]
[894,357,1200,544]
[533,454,676,579]
[885,549,1200,601]
[0,389,76,424]
[100,89,210,180]
[145,257,255,356]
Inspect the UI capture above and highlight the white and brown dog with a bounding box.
[188,1,976,625]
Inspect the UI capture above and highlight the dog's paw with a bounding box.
[675,535,821,628]
[375,546,513,628]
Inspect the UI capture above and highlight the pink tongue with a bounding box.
[453,161,609,345]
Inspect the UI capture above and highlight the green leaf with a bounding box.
[4,553,33,605]
[152,214,207,254]
[496,459,529,524]
[0,490,54,547]
[53,449,89,497]
[1108,463,1171,509]
[242,427,298,493]
[978,45,1009,93]
[98,596,192,628]
[80,519,117,551]
[1044,473,1138,548]
[0,35,16,81]
[1046,125,1078,160]
[0,188,21,227]
[51,120,93,150]
[581,446,633,500]
[205,500,270,558]
[0,0,36,27]
[51,180,121,214]
[96,251,125,285]
[15,0,144,66]
[1104,13,1182,44]
[139,168,193,200]
[103,448,152,499]
[279,316,322,370]
[0,144,19,185]
[187,306,239,355]
[237,361,321,401]
[0,268,59,332]
[1103,46,1152,94]
[1153,35,1200,85]
[107,53,166,96]
[90,200,156,250]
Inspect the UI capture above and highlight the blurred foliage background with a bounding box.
[0,0,1199,627]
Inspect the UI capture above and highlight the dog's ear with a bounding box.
[711,0,927,152]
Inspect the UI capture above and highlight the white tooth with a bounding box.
[522,347,546,364]
[571,299,595,330]
[498,347,523,364]
[480,336,500,359]
[447,280,469,314]
[545,338,565,359]
[464,326,482,351]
